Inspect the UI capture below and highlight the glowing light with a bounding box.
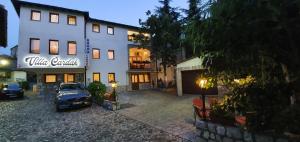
[111,82,118,88]
[0,59,9,66]
[198,79,208,89]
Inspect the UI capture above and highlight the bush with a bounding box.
[210,103,235,126]
[273,104,300,134]
[18,81,29,90]
[87,82,106,105]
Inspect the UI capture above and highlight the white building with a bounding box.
[12,0,155,91]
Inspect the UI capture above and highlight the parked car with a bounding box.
[55,83,92,112]
[0,83,24,99]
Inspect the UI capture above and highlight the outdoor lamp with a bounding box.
[111,82,117,89]
[197,78,208,120]
[111,81,118,101]
[0,59,9,66]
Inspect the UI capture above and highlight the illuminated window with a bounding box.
[92,48,100,59]
[67,15,76,25]
[108,73,115,83]
[93,73,101,82]
[49,13,59,23]
[107,26,114,35]
[49,40,59,55]
[131,75,138,83]
[45,75,56,83]
[68,41,77,55]
[92,24,100,32]
[108,50,115,60]
[139,74,145,83]
[30,38,40,54]
[64,74,75,83]
[144,74,150,83]
[31,10,41,21]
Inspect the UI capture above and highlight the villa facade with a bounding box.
[12,0,155,91]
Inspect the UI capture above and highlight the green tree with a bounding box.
[140,0,182,87]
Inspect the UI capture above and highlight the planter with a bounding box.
[102,100,120,111]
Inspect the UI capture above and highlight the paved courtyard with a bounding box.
[118,90,201,141]
[0,91,188,142]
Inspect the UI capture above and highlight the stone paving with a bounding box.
[0,91,188,142]
[118,90,203,142]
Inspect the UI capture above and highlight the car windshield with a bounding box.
[5,83,20,90]
[60,84,82,91]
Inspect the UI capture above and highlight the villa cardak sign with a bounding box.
[24,56,80,68]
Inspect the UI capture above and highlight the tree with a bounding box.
[140,0,182,87]
[197,0,300,132]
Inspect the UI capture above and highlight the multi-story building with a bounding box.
[12,0,155,91]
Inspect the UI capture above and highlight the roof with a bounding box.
[11,0,89,18]
[88,18,140,30]
[176,56,203,69]
[11,0,141,30]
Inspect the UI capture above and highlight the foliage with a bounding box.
[273,104,300,134]
[140,0,182,86]
[87,82,106,104]
[18,81,29,90]
[184,0,300,134]
[210,103,235,126]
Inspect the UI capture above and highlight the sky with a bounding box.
[0,0,188,55]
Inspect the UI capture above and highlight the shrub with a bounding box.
[273,104,300,134]
[87,82,106,105]
[210,103,235,126]
[18,81,29,90]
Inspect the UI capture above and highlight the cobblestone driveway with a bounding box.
[0,91,186,142]
[118,90,203,142]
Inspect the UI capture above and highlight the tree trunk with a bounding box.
[280,63,295,105]
[155,57,158,88]
[163,64,167,88]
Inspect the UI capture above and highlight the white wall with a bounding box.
[11,71,27,82]
[86,22,129,86]
[17,6,86,69]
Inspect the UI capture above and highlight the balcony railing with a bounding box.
[130,61,151,69]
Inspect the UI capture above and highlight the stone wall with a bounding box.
[195,120,291,142]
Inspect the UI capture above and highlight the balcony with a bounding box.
[130,59,151,69]
[129,48,151,70]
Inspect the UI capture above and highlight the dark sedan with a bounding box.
[55,83,92,112]
[0,83,24,99]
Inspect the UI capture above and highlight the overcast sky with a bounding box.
[0,0,188,55]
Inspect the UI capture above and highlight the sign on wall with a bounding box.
[24,56,80,68]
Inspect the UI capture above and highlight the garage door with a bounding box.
[181,70,218,95]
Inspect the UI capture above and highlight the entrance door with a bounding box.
[131,74,139,90]
[64,74,75,83]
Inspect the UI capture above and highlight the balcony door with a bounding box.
[131,74,139,90]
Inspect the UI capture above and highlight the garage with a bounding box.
[176,57,218,96]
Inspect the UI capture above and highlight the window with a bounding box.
[64,74,75,83]
[144,74,150,83]
[49,40,59,55]
[131,74,150,83]
[31,10,41,21]
[67,15,76,25]
[107,26,114,35]
[68,41,77,55]
[30,38,40,54]
[108,73,115,83]
[93,73,101,82]
[92,23,100,32]
[139,74,145,83]
[49,13,59,23]
[108,50,115,60]
[45,75,56,83]
[92,48,100,59]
